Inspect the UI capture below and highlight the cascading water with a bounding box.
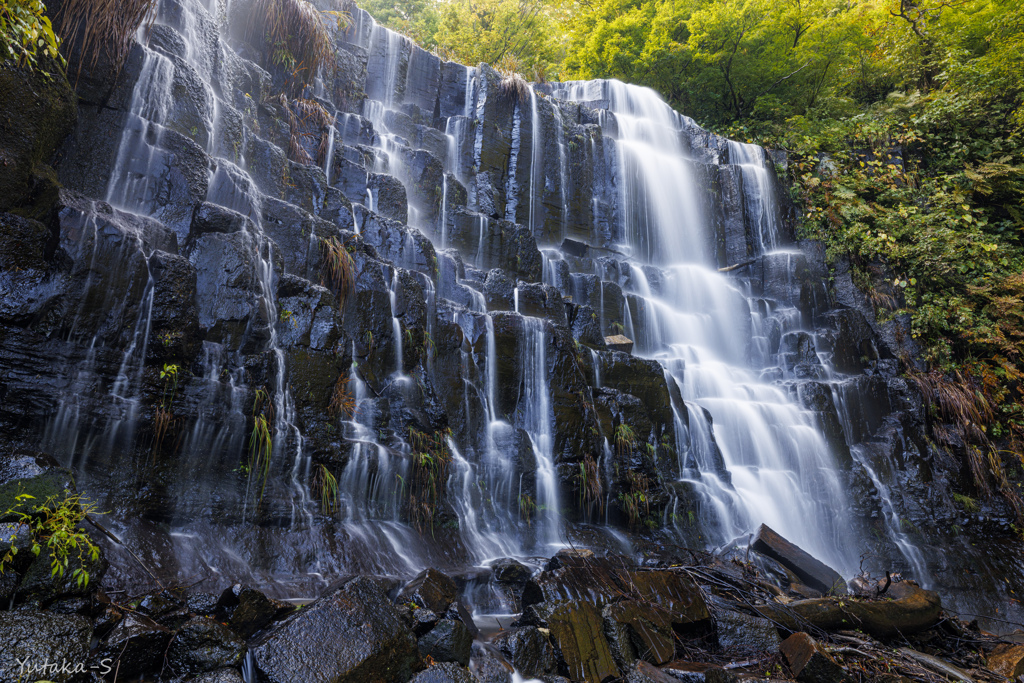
[553,80,858,573]
[32,0,944,601]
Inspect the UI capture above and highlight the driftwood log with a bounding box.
[756,583,942,638]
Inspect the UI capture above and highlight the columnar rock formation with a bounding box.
[0,0,1020,628]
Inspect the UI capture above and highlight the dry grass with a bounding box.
[328,375,355,419]
[496,68,530,106]
[910,369,1023,521]
[54,0,156,83]
[319,236,354,306]
[243,0,348,92]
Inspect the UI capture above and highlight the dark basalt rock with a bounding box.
[603,600,678,667]
[253,576,418,683]
[95,612,173,679]
[491,626,556,677]
[417,618,473,666]
[168,616,246,675]
[780,632,853,683]
[409,662,475,683]
[545,600,620,682]
[191,670,246,683]
[0,611,90,682]
[491,557,533,584]
[710,604,780,656]
[625,660,682,683]
[225,585,292,638]
[397,568,459,613]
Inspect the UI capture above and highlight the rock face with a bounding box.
[0,0,1017,631]
[0,611,92,683]
[253,577,419,683]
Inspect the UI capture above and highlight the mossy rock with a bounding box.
[0,62,76,215]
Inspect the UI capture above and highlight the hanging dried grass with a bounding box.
[53,0,156,84]
[243,0,348,91]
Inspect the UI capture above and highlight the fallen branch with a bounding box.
[899,647,976,683]
[719,259,757,273]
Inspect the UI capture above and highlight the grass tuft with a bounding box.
[53,0,155,84]
[243,0,348,94]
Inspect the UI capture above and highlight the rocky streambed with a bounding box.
[2,453,1024,683]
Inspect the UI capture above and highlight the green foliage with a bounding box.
[617,470,649,527]
[1,492,101,589]
[312,464,339,515]
[1,0,63,72]
[246,388,274,507]
[364,0,564,79]
[406,427,452,534]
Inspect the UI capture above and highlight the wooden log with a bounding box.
[755,583,942,639]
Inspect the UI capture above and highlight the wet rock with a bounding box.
[603,600,677,667]
[514,282,567,326]
[226,586,291,638]
[168,616,246,675]
[625,660,680,683]
[604,334,633,354]
[418,619,473,666]
[412,608,440,635]
[186,230,263,347]
[368,173,408,223]
[0,61,76,214]
[491,558,533,584]
[491,626,556,677]
[149,249,201,361]
[191,669,246,683]
[253,576,418,683]
[751,525,847,595]
[95,612,173,679]
[0,450,74,520]
[662,661,720,683]
[0,212,68,324]
[987,643,1024,678]
[780,632,851,683]
[470,648,514,683]
[712,606,780,656]
[0,610,91,683]
[545,601,620,682]
[191,202,253,235]
[398,568,459,613]
[568,303,606,349]
[409,662,475,683]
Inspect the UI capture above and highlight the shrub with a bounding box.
[1,492,102,588]
[1,0,64,72]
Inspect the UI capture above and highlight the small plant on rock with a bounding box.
[1,492,102,588]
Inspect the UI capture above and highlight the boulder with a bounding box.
[227,586,292,638]
[418,619,473,666]
[409,662,475,683]
[780,632,852,683]
[398,568,459,613]
[491,626,556,677]
[252,576,418,683]
[545,601,620,682]
[604,335,634,354]
[712,607,780,656]
[491,557,533,584]
[987,643,1024,679]
[625,660,680,683]
[603,600,677,667]
[95,613,172,679]
[751,525,846,595]
[168,616,246,675]
[0,610,92,683]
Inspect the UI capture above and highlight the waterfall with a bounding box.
[34,0,940,593]
[554,80,856,573]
